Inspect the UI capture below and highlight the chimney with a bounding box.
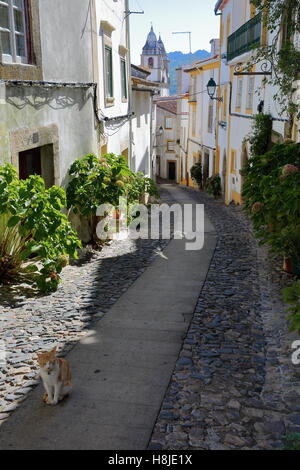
[210,39,220,56]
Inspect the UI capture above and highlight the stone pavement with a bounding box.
[149,187,300,451]
[0,186,177,423]
[0,185,217,450]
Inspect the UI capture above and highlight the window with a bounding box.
[246,76,255,110]
[120,58,127,100]
[236,78,243,110]
[165,117,173,129]
[105,45,113,100]
[0,0,28,63]
[208,100,214,133]
[148,57,154,68]
[167,141,175,152]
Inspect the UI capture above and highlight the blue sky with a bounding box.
[129,0,220,64]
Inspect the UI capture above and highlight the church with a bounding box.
[141,26,170,97]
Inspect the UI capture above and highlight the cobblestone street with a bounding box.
[150,186,300,450]
[0,184,300,450]
[0,187,171,424]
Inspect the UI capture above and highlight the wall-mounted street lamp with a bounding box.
[153,126,164,149]
[157,126,164,136]
[207,78,223,102]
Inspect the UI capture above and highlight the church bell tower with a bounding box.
[141,26,170,96]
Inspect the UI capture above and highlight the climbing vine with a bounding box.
[248,114,273,157]
[250,0,300,133]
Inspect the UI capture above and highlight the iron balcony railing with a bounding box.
[227,13,262,62]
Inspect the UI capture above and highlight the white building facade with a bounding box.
[185,51,220,188]
[215,0,290,204]
[131,64,160,178]
[0,0,99,187]
[155,98,179,182]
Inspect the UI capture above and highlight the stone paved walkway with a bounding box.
[1,184,300,450]
[0,187,173,423]
[149,186,300,451]
[0,184,216,449]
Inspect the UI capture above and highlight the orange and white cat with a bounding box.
[37,347,72,406]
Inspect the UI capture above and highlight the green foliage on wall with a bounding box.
[248,114,273,157]
[66,153,159,243]
[206,174,222,198]
[242,142,300,259]
[190,163,203,189]
[0,164,81,293]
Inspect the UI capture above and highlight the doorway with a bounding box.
[222,151,227,195]
[19,145,55,188]
[19,148,42,180]
[168,162,176,181]
[203,152,210,188]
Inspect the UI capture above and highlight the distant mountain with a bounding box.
[168,50,210,95]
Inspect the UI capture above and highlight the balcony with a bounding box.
[227,13,262,62]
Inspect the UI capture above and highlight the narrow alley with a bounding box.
[0,185,299,450]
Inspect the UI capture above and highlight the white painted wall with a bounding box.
[131,89,152,177]
[155,104,179,182]
[218,0,287,203]
[39,0,94,83]
[95,0,130,157]
[0,0,98,187]
[186,59,219,185]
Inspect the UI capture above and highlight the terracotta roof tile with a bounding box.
[156,100,177,114]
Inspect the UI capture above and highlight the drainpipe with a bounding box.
[125,0,133,170]
[149,92,155,179]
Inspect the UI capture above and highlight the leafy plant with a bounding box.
[66,153,159,243]
[0,164,81,293]
[190,163,203,189]
[283,433,300,450]
[283,281,300,334]
[206,174,222,198]
[248,114,273,157]
[250,0,300,134]
[242,142,300,259]
[128,172,160,203]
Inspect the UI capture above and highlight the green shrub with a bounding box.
[206,174,222,198]
[248,114,273,157]
[283,433,300,450]
[190,163,203,189]
[128,172,160,203]
[66,154,159,242]
[0,164,81,293]
[283,281,300,334]
[242,142,300,259]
